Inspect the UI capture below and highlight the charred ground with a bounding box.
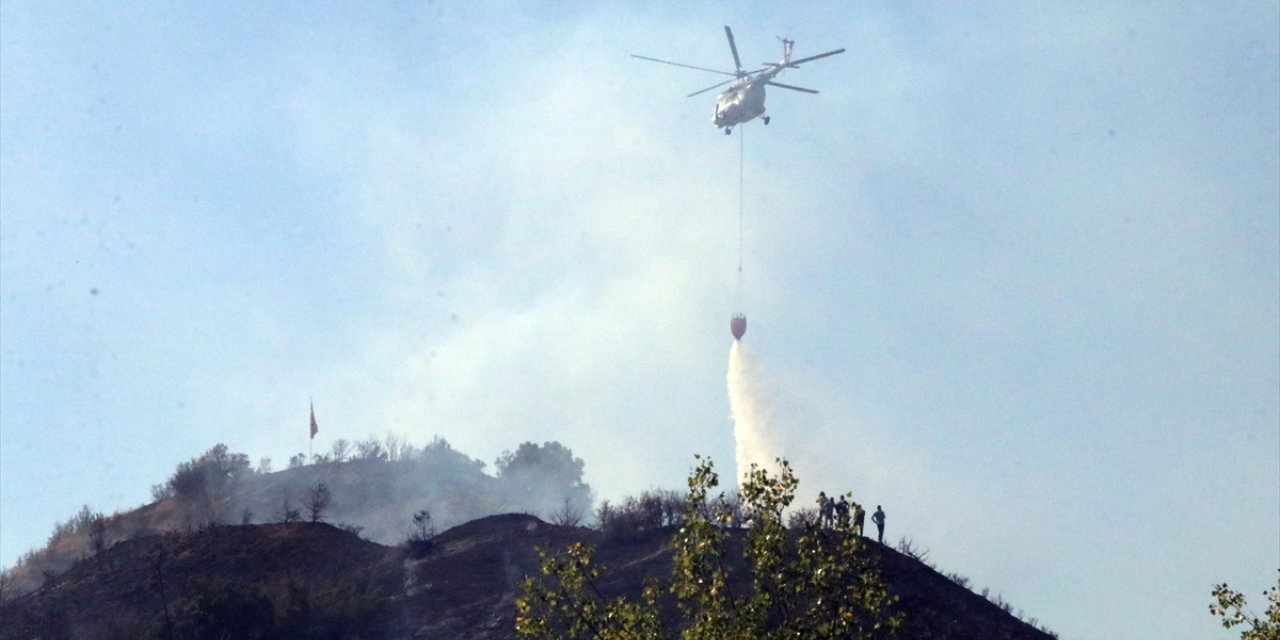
[2,439,594,599]
[2,513,1054,639]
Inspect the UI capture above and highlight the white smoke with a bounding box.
[727,340,788,489]
[727,340,873,502]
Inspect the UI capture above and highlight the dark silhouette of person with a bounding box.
[872,505,886,543]
[835,496,850,524]
[853,503,866,536]
[817,491,834,528]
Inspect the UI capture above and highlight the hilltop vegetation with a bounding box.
[1,454,1060,640]
[1,436,592,599]
[517,457,903,639]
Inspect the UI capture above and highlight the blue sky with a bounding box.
[2,2,1277,638]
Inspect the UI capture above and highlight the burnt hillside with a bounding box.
[2,439,593,599]
[2,514,1055,640]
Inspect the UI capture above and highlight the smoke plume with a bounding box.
[727,340,787,488]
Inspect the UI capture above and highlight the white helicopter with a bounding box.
[633,26,844,135]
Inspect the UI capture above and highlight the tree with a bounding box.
[496,441,593,521]
[1,567,14,607]
[151,483,175,502]
[330,439,352,463]
[593,490,685,542]
[496,441,586,481]
[406,509,436,557]
[164,444,252,502]
[88,513,107,556]
[279,498,301,524]
[383,433,416,461]
[303,482,333,523]
[355,438,387,460]
[1210,570,1280,640]
[516,456,902,639]
[157,444,252,526]
[551,497,586,527]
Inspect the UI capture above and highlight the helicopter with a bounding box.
[633,26,844,135]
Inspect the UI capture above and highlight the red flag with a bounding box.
[310,402,319,440]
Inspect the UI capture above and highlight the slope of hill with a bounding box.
[0,521,400,639]
[1,514,1054,639]
[2,439,593,598]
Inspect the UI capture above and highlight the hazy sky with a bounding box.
[2,2,1277,638]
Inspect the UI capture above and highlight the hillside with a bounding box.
[2,439,593,598]
[1,514,1055,639]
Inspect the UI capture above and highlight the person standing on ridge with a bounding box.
[853,503,866,537]
[872,505,886,544]
[817,492,832,528]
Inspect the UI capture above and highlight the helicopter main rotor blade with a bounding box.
[777,48,846,68]
[765,81,818,94]
[687,77,737,97]
[631,54,738,77]
[724,26,744,75]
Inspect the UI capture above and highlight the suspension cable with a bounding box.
[737,126,744,308]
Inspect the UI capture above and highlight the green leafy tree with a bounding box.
[516,541,665,639]
[1210,570,1280,640]
[516,456,902,639]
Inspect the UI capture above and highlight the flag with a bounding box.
[310,401,318,440]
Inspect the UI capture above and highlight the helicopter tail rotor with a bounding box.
[776,36,795,64]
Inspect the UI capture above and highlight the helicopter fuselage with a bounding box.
[714,78,767,129]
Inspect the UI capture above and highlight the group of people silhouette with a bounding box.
[816,491,886,543]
